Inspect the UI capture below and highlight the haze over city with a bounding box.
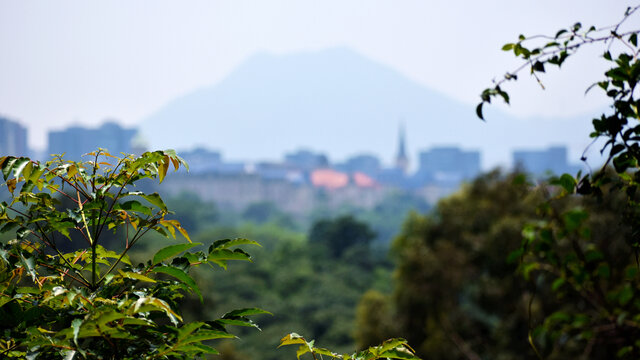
[0,1,634,168]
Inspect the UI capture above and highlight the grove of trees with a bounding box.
[356,5,640,359]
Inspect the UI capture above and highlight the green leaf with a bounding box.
[194,344,219,354]
[211,238,261,250]
[164,149,189,172]
[118,269,156,283]
[177,322,206,341]
[71,318,83,345]
[12,158,31,179]
[223,308,272,317]
[181,329,235,343]
[547,311,570,324]
[617,346,633,357]
[278,333,308,348]
[551,277,565,291]
[158,155,170,184]
[131,296,183,324]
[152,265,202,302]
[379,348,421,360]
[140,192,167,211]
[118,200,153,216]
[555,173,576,194]
[476,103,484,120]
[522,262,540,280]
[595,263,610,279]
[532,61,545,73]
[377,338,409,354]
[312,347,339,358]
[94,311,128,328]
[2,157,17,180]
[502,43,515,51]
[19,254,37,281]
[563,208,588,232]
[585,249,604,262]
[153,243,202,265]
[619,285,634,306]
[208,248,252,262]
[555,29,567,38]
[96,244,131,265]
[506,248,524,264]
[216,317,261,330]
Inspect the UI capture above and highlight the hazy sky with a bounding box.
[0,1,635,153]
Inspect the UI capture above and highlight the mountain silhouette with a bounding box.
[139,47,600,169]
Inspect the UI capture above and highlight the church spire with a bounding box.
[395,122,409,174]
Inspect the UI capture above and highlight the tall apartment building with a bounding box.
[0,116,28,156]
[416,146,481,184]
[284,149,329,172]
[338,154,381,176]
[513,146,577,176]
[48,121,137,160]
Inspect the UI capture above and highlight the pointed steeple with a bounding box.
[395,122,409,174]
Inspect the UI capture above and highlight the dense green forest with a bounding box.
[126,192,419,360]
[134,168,636,359]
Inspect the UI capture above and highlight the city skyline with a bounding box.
[14,119,580,179]
[0,2,633,162]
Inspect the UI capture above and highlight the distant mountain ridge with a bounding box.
[139,47,599,170]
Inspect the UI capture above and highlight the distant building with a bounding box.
[178,147,223,173]
[0,116,28,156]
[311,169,349,189]
[513,146,579,176]
[416,147,481,184]
[395,124,409,174]
[337,154,381,176]
[253,162,304,183]
[377,167,410,188]
[284,149,329,172]
[177,147,251,175]
[48,121,137,160]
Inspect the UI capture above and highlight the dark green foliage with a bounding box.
[242,202,294,227]
[517,178,638,359]
[177,222,392,360]
[473,5,640,359]
[385,171,542,359]
[309,215,376,259]
[165,191,220,233]
[354,290,394,349]
[355,170,635,359]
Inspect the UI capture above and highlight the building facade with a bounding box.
[513,146,578,176]
[48,121,137,160]
[0,116,28,156]
[416,146,481,184]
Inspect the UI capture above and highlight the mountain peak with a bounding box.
[139,47,594,168]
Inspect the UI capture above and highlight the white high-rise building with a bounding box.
[0,116,28,156]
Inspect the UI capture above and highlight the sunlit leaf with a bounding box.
[152,265,202,302]
[152,243,202,265]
